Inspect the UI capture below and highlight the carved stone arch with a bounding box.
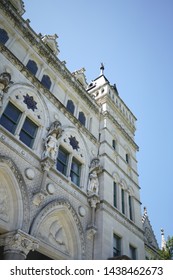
[112,171,120,183]
[127,185,135,196]
[4,82,50,129]
[0,156,30,233]
[60,126,89,164]
[120,178,128,191]
[29,199,86,259]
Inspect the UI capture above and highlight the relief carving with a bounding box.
[0,186,9,222]
[48,220,69,253]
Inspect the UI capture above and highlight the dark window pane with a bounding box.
[41,75,51,90]
[129,196,133,220]
[113,182,117,208]
[26,60,38,75]
[121,189,125,214]
[66,100,75,114]
[0,102,22,134]
[112,139,116,150]
[113,234,121,257]
[70,159,81,186]
[0,28,9,44]
[19,117,38,148]
[56,147,68,176]
[129,245,136,260]
[78,112,86,126]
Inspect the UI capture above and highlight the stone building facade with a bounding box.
[0,0,146,259]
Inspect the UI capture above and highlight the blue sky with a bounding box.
[23,0,173,245]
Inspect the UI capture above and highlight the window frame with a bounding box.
[56,146,69,176]
[113,182,117,208]
[0,28,9,45]
[0,102,22,134]
[113,233,121,257]
[70,157,81,187]
[0,101,39,149]
[41,74,52,90]
[19,116,38,148]
[78,111,86,126]
[66,100,75,115]
[26,59,38,76]
[129,244,137,260]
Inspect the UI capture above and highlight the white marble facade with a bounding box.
[0,0,146,259]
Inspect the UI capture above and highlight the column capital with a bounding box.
[88,194,100,208]
[0,229,39,257]
[41,157,54,171]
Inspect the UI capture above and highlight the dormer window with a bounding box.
[66,100,75,115]
[0,28,9,45]
[41,74,52,90]
[78,112,86,126]
[26,60,38,76]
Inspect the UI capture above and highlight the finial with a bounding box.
[161,228,166,250]
[100,63,104,76]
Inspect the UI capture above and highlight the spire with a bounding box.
[100,63,104,76]
[161,228,167,250]
[142,206,148,223]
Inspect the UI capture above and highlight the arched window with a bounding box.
[26,60,38,76]
[66,100,75,115]
[0,102,38,148]
[41,74,52,90]
[78,111,86,126]
[0,28,9,44]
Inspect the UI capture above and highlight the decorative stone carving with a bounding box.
[86,226,97,239]
[25,168,35,180]
[30,199,86,259]
[46,183,55,195]
[48,220,69,253]
[87,171,99,195]
[32,192,47,206]
[0,186,9,222]
[78,206,86,217]
[89,157,102,173]
[0,72,11,106]
[42,34,60,56]
[87,158,102,195]
[43,121,63,161]
[0,229,39,258]
[41,157,55,172]
[0,156,30,232]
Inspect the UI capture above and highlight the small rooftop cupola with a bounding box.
[42,34,60,56]
[161,228,167,250]
[9,0,25,15]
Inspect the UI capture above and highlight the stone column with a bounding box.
[33,157,54,206]
[87,194,100,238]
[0,229,39,260]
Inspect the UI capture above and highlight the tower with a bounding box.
[87,64,145,259]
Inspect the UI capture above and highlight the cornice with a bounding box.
[0,0,99,114]
[102,111,139,151]
[0,44,98,145]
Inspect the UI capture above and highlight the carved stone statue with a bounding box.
[0,72,11,106]
[87,170,99,195]
[43,121,63,161]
